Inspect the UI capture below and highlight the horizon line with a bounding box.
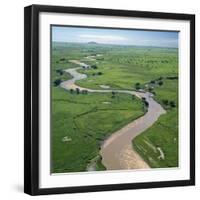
[52,41,178,49]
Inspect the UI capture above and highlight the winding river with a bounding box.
[60,60,166,170]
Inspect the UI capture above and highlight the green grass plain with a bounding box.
[133,79,178,168]
[52,87,144,173]
[51,42,178,172]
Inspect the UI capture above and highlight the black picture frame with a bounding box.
[24,4,195,196]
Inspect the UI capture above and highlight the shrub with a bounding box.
[135,82,141,90]
[70,89,74,94]
[162,99,169,105]
[170,101,176,107]
[60,58,66,61]
[148,87,153,92]
[56,69,63,75]
[158,81,163,86]
[54,79,62,86]
[91,65,98,69]
[111,91,116,98]
[142,97,146,101]
[82,90,88,94]
[97,72,102,75]
[76,88,80,94]
[144,100,149,107]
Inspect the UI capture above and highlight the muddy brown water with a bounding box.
[60,63,166,170]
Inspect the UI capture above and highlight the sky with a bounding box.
[52,26,178,48]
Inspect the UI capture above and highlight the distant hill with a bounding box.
[88,41,98,44]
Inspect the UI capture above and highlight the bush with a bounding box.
[135,82,141,90]
[157,77,163,81]
[56,69,63,75]
[60,58,66,61]
[158,81,163,86]
[144,100,149,107]
[162,99,169,105]
[76,88,80,94]
[111,91,116,98]
[91,65,98,69]
[97,72,102,75]
[82,90,88,94]
[148,87,153,92]
[54,79,62,86]
[170,101,176,107]
[70,89,74,94]
[142,97,146,101]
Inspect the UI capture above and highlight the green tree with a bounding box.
[170,101,176,107]
[54,79,62,86]
[135,82,141,90]
[76,88,80,94]
[91,65,98,69]
[158,81,163,86]
[162,99,169,106]
[97,72,102,75]
[70,89,74,94]
[111,91,116,98]
[148,87,153,92]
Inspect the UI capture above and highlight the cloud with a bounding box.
[79,34,127,44]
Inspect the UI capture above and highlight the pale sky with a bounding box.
[52,26,178,48]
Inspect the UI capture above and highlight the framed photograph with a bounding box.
[24,4,195,195]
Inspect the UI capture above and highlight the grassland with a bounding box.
[51,42,178,172]
[77,46,178,90]
[133,79,178,168]
[52,87,144,173]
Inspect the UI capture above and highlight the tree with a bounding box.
[148,87,153,92]
[170,101,176,107]
[70,89,74,94]
[91,65,98,69]
[97,72,102,75]
[54,79,62,86]
[76,88,80,94]
[135,82,141,90]
[150,80,155,84]
[158,81,163,86]
[111,91,116,98]
[144,100,149,107]
[162,99,169,105]
[60,58,66,61]
[82,90,88,94]
[56,69,63,75]
[142,97,146,101]
[141,97,149,107]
